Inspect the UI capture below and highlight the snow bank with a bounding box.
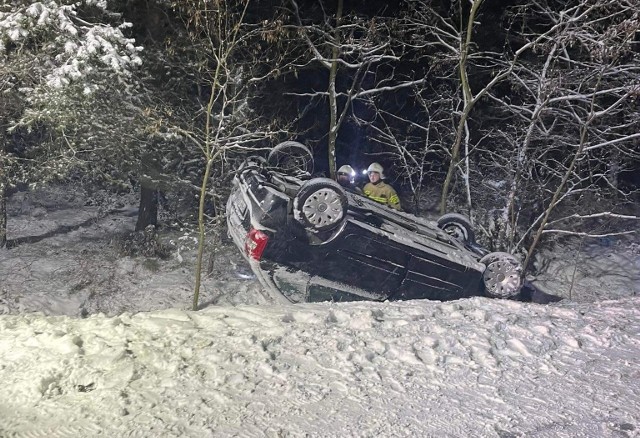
[1,297,638,437]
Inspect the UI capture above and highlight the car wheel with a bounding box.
[479,252,523,299]
[267,141,314,174]
[437,213,475,244]
[294,178,348,232]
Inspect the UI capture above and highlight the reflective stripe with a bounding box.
[364,191,388,204]
[370,196,388,204]
[364,182,401,210]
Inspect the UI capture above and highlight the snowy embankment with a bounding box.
[1,296,638,437]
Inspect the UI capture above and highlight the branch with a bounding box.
[541,230,637,237]
[584,132,640,152]
[546,212,640,226]
[353,78,429,98]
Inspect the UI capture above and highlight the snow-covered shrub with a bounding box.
[113,225,170,259]
[0,0,148,247]
[0,0,144,177]
[0,1,141,100]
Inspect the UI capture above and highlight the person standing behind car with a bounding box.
[363,162,402,211]
[336,164,362,194]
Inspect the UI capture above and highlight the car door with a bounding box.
[393,252,484,301]
[308,222,411,299]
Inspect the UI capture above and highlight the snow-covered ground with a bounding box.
[2,296,639,437]
[1,186,639,437]
[0,186,267,317]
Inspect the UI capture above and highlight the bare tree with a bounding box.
[356,85,455,214]
[479,0,640,266]
[402,0,497,215]
[401,0,637,219]
[168,0,296,309]
[288,0,425,178]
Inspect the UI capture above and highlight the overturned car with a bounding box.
[226,141,524,304]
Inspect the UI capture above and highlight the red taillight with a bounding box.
[245,228,269,260]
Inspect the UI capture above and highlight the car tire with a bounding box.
[479,252,523,299]
[267,141,314,174]
[437,213,475,244]
[294,178,348,232]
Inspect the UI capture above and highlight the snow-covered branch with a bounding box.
[0,1,142,93]
[541,229,637,237]
[546,212,640,226]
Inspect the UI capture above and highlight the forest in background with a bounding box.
[1,0,639,294]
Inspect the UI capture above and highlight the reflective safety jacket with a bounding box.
[363,181,402,211]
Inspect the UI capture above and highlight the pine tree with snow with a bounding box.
[0,0,143,247]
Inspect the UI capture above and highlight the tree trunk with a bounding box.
[326,0,343,180]
[523,123,590,271]
[438,0,483,214]
[135,185,158,231]
[439,106,472,214]
[0,183,6,249]
[193,157,215,311]
[0,142,6,248]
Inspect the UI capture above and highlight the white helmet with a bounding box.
[337,165,354,176]
[367,162,384,178]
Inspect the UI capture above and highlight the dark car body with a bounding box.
[226,150,522,304]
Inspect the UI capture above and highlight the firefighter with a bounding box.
[335,164,362,193]
[363,162,402,211]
